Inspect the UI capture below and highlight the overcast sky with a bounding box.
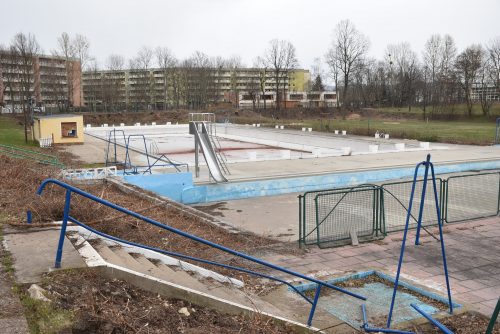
[1,0,499,73]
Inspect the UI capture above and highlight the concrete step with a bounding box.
[94,242,129,267]
[155,262,212,293]
[110,247,150,273]
[93,242,306,322]
[130,254,174,281]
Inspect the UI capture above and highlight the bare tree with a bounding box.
[0,44,7,107]
[103,54,125,111]
[10,32,40,142]
[71,34,90,108]
[106,54,125,71]
[311,57,325,91]
[422,34,442,114]
[385,42,419,111]
[487,37,500,97]
[255,56,268,110]
[129,46,153,110]
[262,39,298,110]
[54,32,75,110]
[478,53,494,115]
[187,51,213,109]
[227,55,243,107]
[325,48,341,108]
[72,34,90,70]
[156,47,175,110]
[455,45,483,116]
[328,20,370,108]
[84,58,100,112]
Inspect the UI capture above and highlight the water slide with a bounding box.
[191,122,228,182]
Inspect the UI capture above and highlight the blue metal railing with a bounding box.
[360,154,454,334]
[36,178,366,327]
[411,304,453,334]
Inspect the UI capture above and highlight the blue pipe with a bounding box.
[430,163,453,313]
[55,189,71,268]
[386,160,425,328]
[66,215,314,304]
[37,178,366,302]
[361,305,415,334]
[307,284,322,326]
[26,210,32,224]
[410,304,453,334]
[415,155,431,245]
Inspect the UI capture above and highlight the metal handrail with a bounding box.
[36,178,366,326]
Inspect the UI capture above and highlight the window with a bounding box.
[307,94,320,99]
[289,94,304,100]
[61,122,77,137]
[324,94,336,99]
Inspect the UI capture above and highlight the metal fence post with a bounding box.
[55,189,71,268]
[486,298,500,334]
[380,187,386,235]
[298,195,304,248]
[314,196,321,246]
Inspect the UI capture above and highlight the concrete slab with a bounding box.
[194,193,299,242]
[3,228,86,284]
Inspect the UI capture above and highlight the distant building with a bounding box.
[238,91,337,109]
[0,51,82,111]
[470,83,499,102]
[82,67,310,110]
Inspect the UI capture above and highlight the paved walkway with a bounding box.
[3,227,86,284]
[0,235,29,333]
[261,216,500,318]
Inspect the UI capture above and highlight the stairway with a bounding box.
[93,241,285,316]
[71,234,357,333]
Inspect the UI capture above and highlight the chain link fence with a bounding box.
[444,173,500,223]
[299,185,379,247]
[299,171,500,248]
[314,186,382,248]
[381,179,442,233]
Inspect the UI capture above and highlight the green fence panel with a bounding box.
[313,185,381,248]
[0,144,64,167]
[299,184,379,246]
[298,171,500,248]
[445,172,500,223]
[380,178,442,233]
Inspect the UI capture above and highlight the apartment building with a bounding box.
[239,91,337,109]
[470,83,500,102]
[82,67,310,110]
[0,51,82,112]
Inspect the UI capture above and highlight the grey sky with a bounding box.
[1,0,499,72]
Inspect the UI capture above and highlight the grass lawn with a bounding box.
[0,116,36,147]
[376,104,500,117]
[297,118,498,145]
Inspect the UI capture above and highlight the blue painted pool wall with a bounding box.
[121,160,500,204]
[181,160,500,204]
[123,172,193,202]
